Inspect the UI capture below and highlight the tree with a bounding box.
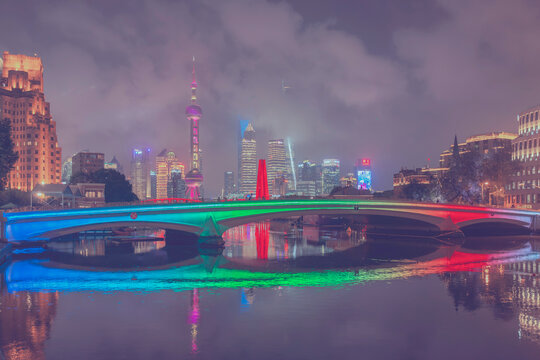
[397,179,434,202]
[0,119,18,189]
[480,148,521,189]
[71,169,138,203]
[440,149,481,204]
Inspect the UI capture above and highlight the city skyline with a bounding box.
[2,0,540,195]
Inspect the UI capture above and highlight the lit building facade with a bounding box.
[155,149,184,199]
[224,171,235,197]
[355,158,372,191]
[184,58,203,200]
[0,51,62,191]
[339,173,357,188]
[321,159,340,195]
[285,139,297,191]
[237,119,249,190]
[239,122,257,195]
[440,132,516,168]
[72,151,104,176]
[167,169,185,198]
[130,148,151,200]
[267,139,288,196]
[507,106,540,208]
[150,171,157,199]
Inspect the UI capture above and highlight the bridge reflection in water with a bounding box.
[2,223,539,293]
[3,223,540,358]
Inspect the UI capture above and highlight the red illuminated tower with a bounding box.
[256,159,269,200]
[185,57,203,200]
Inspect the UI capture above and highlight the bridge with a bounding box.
[2,199,540,244]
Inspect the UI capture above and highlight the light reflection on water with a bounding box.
[2,222,540,359]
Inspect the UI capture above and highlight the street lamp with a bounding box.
[481,182,489,204]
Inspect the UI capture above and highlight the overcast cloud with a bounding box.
[0,0,537,194]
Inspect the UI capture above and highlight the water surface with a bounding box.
[2,222,540,359]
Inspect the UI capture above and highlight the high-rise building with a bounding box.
[239,122,257,195]
[267,139,288,195]
[184,57,203,200]
[285,139,297,191]
[155,149,184,199]
[355,158,372,191]
[167,169,185,198]
[72,151,104,176]
[130,148,151,200]
[321,159,340,195]
[237,119,249,189]
[224,171,235,197]
[149,171,157,199]
[506,107,540,208]
[0,51,62,191]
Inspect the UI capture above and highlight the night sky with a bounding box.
[1,0,538,195]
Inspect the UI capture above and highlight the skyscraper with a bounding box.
[239,123,257,195]
[167,169,185,198]
[149,171,157,199]
[224,171,235,197]
[267,139,287,196]
[237,119,249,189]
[184,57,203,200]
[298,160,322,196]
[285,139,297,191]
[322,159,340,195]
[130,148,151,200]
[0,51,62,191]
[155,149,184,199]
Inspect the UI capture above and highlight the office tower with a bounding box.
[149,171,157,199]
[224,171,235,197]
[0,51,62,191]
[355,158,372,191]
[130,148,151,200]
[267,139,288,195]
[184,57,203,200]
[167,169,186,198]
[239,122,257,195]
[72,151,104,176]
[296,180,317,196]
[155,149,184,199]
[285,139,297,191]
[237,119,249,189]
[297,160,322,196]
[321,159,340,195]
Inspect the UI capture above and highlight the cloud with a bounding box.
[1,0,410,193]
[4,0,537,193]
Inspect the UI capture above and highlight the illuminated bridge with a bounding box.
[3,199,540,243]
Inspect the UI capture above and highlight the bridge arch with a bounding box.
[456,218,531,236]
[217,208,459,234]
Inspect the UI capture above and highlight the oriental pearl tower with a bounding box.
[185,57,203,200]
